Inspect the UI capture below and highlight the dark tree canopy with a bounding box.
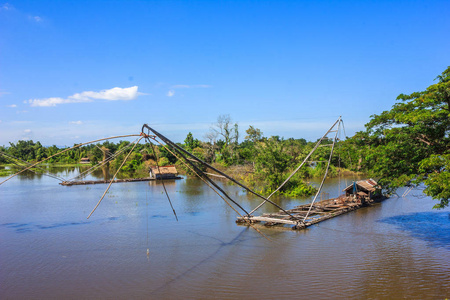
[360,66,450,208]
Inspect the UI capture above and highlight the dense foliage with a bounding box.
[1,120,347,196]
[345,66,450,208]
[3,67,449,205]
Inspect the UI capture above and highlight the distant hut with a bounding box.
[149,165,178,179]
[80,157,90,164]
[343,179,381,201]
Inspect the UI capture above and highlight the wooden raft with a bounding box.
[237,196,380,230]
[60,176,181,186]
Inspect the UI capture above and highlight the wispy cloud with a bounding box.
[1,3,13,11]
[166,84,210,97]
[171,84,211,89]
[70,121,83,125]
[167,90,175,97]
[0,90,10,97]
[29,15,42,22]
[7,104,17,108]
[28,86,144,107]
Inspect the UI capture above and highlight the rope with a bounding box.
[146,137,178,221]
[67,137,139,182]
[303,117,341,222]
[249,117,342,215]
[142,124,297,220]
[0,151,66,182]
[150,136,270,241]
[150,136,250,216]
[146,178,150,257]
[0,134,141,186]
[340,119,355,181]
[87,136,144,219]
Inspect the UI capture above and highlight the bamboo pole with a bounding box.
[150,137,271,241]
[87,136,143,219]
[249,117,342,215]
[303,117,341,221]
[142,124,298,220]
[0,134,141,186]
[147,137,178,221]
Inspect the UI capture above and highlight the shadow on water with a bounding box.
[1,216,120,233]
[150,227,264,296]
[379,212,450,249]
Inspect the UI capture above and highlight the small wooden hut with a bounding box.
[80,157,90,164]
[343,179,380,201]
[149,165,178,179]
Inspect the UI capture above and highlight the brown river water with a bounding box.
[1,167,449,299]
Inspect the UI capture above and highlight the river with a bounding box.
[1,168,449,299]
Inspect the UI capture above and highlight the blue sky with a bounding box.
[1,0,449,146]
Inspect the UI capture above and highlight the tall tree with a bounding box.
[210,115,239,165]
[360,66,450,208]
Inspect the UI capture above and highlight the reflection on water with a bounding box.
[1,169,449,299]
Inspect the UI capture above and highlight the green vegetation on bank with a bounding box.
[2,66,448,207]
[1,117,353,197]
[343,66,450,209]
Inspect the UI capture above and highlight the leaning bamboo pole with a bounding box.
[150,136,270,241]
[249,117,342,215]
[87,136,144,219]
[0,134,142,186]
[303,117,341,221]
[142,124,298,220]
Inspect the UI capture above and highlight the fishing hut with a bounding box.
[149,165,179,180]
[80,157,90,164]
[343,179,381,202]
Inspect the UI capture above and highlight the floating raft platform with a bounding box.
[60,176,181,186]
[237,195,386,230]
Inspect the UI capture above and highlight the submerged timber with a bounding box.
[237,178,386,230]
[60,176,181,186]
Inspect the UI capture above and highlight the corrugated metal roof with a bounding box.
[343,179,378,193]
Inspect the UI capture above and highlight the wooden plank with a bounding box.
[243,216,299,225]
[60,176,181,186]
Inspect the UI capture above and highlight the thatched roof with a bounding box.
[149,165,178,175]
[343,179,378,193]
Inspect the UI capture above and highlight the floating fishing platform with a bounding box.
[236,194,386,230]
[59,176,181,186]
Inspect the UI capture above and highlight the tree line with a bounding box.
[2,66,449,207]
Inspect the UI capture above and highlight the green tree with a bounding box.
[245,125,263,143]
[184,132,200,152]
[360,66,450,208]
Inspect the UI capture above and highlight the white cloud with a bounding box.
[24,129,31,133]
[28,86,142,107]
[7,104,17,108]
[33,16,42,22]
[70,121,83,125]
[167,90,175,97]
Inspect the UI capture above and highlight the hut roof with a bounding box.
[343,179,378,193]
[149,165,178,175]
